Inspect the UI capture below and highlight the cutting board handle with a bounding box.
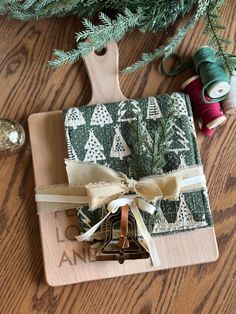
[83,41,127,104]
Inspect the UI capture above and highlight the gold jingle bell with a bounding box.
[0,118,25,157]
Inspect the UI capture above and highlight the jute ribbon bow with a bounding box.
[35,160,206,267]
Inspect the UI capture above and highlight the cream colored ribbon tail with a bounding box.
[75,195,160,267]
[130,201,160,267]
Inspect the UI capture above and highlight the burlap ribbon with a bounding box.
[35,160,206,267]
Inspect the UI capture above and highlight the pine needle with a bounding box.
[0,0,232,73]
[205,0,235,74]
[128,97,176,179]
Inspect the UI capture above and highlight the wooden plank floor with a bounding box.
[0,3,235,313]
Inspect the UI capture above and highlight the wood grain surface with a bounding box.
[0,2,235,313]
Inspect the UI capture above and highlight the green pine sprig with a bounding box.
[49,8,142,67]
[128,98,176,179]
[127,114,148,179]
[144,107,176,176]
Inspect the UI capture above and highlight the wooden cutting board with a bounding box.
[28,42,218,287]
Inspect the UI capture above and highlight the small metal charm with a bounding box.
[0,118,25,157]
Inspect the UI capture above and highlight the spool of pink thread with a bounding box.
[182,75,226,137]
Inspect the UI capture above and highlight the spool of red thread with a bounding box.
[182,75,226,137]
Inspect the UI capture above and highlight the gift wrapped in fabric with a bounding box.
[63,93,213,247]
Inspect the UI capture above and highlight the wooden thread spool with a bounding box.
[182,75,226,137]
[222,70,236,115]
[192,46,230,103]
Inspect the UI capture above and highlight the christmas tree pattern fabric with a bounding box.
[84,129,106,163]
[63,94,212,237]
[110,125,131,160]
[90,104,113,127]
[64,108,86,129]
[117,100,141,122]
[147,97,163,120]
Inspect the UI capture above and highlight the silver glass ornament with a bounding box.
[0,118,25,157]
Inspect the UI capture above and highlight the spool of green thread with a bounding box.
[192,46,230,103]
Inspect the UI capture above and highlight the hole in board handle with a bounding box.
[94,48,107,56]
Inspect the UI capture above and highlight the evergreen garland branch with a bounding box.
[0,0,232,73]
[0,1,198,23]
[205,0,235,74]
[49,8,142,67]
[124,0,211,72]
